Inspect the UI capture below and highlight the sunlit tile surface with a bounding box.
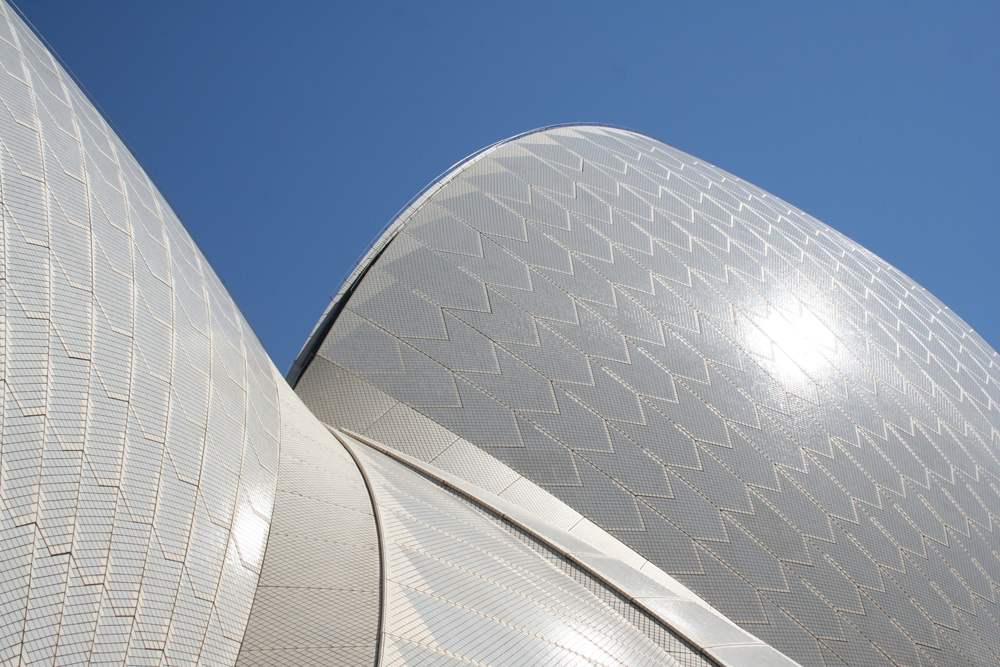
[0,4,281,663]
[235,382,380,666]
[345,434,706,667]
[6,0,1000,661]
[295,125,1000,666]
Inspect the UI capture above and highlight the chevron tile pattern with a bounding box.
[297,125,1000,666]
[345,432,708,667]
[0,5,283,664]
[236,383,380,667]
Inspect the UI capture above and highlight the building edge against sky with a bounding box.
[290,124,1000,667]
[0,5,797,666]
[3,1,1000,666]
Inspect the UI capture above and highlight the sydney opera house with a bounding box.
[3,3,1000,666]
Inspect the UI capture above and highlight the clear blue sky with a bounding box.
[14,1,1000,372]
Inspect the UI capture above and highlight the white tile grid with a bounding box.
[297,346,760,625]
[342,426,799,667]
[0,4,280,666]
[234,378,380,666]
[296,124,1000,666]
[345,435,692,667]
[496,514,716,667]
[298,344,771,613]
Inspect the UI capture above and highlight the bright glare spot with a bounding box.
[232,494,270,570]
[757,305,837,379]
[549,623,616,664]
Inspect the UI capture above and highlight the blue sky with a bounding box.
[14,1,1000,372]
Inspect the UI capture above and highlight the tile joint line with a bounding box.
[335,426,802,667]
